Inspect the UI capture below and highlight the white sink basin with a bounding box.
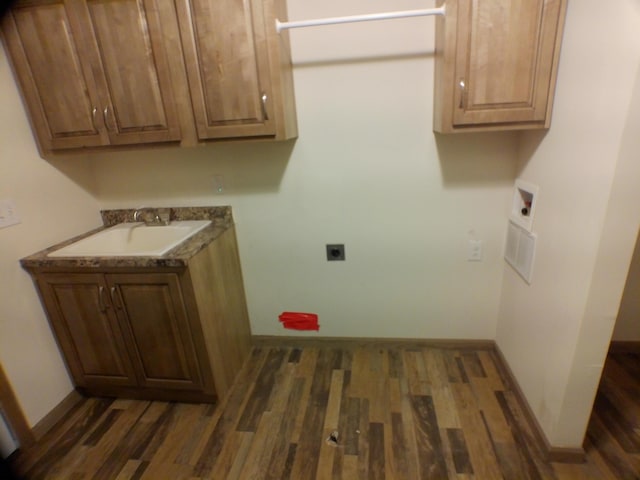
[48,220,211,257]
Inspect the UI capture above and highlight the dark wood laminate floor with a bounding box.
[8,345,640,479]
[576,350,640,480]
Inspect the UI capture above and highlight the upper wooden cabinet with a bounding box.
[1,0,296,154]
[175,0,297,140]
[81,0,183,145]
[434,0,567,133]
[2,1,103,150]
[2,0,182,152]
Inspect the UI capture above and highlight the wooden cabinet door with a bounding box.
[36,274,138,388]
[2,1,105,150]
[107,273,203,391]
[80,0,182,145]
[451,0,565,127]
[176,0,275,139]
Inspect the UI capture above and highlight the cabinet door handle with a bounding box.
[458,79,466,109]
[98,286,109,313]
[110,286,122,310]
[261,92,269,121]
[103,106,113,131]
[91,107,98,131]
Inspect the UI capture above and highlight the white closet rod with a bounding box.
[275,5,446,33]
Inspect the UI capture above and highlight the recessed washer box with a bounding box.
[510,179,539,232]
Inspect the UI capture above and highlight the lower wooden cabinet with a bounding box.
[37,273,139,388]
[38,272,204,393]
[28,227,252,403]
[107,273,203,391]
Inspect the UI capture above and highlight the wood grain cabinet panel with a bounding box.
[176,0,271,138]
[37,271,212,400]
[434,0,567,133]
[175,0,297,140]
[107,274,203,391]
[82,0,182,145]
[1,0,182,153]
[1,1,105,150]
[36,274,138,388]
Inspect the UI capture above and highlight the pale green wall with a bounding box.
[0,44,102,426]
[496,0,640,447]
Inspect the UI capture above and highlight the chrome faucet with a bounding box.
[133,208,144,222]
[133,207,170,225]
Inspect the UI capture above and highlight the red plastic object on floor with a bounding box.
[278,312,319,331]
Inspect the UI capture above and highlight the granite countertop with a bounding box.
[20,206,234,269]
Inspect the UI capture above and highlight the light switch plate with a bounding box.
[0,199,21,229]
[467,239,483,261]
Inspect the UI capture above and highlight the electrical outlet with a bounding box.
[326,244,345,261]
[0,199,21,229]
[467,239,482,261]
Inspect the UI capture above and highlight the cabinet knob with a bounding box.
[110,286,123,310]
[458,79,466,109]
[261,93,269,121]
[103,106,113,131]
[98,286,109,313]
